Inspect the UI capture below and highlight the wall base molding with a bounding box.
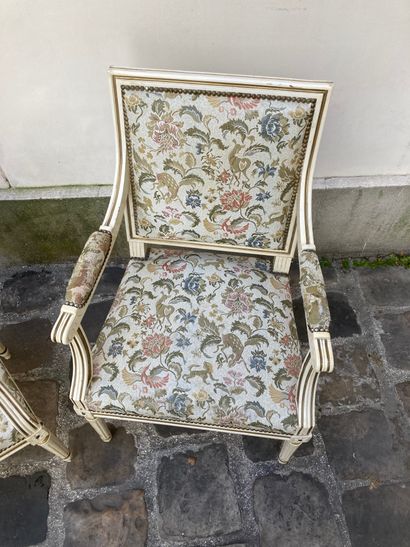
[0,175,409,266]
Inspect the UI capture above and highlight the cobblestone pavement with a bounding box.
[0,260,409,547]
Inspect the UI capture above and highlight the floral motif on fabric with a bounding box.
[87,248,302,434]
[123,87,314,250]
[65,231,112,307]
[299,250,331,332]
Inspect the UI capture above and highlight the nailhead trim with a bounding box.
[308,326,331,333]
[122,84,316,104]
[120,84,316,252]
[88,407,295,436]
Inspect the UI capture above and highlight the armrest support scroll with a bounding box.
[309,331,334,373]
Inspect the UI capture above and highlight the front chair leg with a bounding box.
[86,415,112,442]
[278,438,303,464]
[68,327,112,443]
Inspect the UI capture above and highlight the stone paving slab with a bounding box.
[0,268,67,313]
[157,444,242,540]
[319,409,410,481]
[67,424,137,489]
[343,482,410,547]
[375,309,410,370]
[254,472,343,546]
[319,339,380,408]
[64,489,147,547]
[94,266,125,299]
[357,267,410,306]
[0,318,56,372]
[0,260,410,546]
[0,472,50,547]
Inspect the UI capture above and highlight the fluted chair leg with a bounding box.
[32,426,71,461]
[87,415,112,442]
[278,439,302,464]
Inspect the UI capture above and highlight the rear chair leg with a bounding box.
[278,439,303,464]
[32,426,71,461]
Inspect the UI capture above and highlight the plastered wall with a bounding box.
[1,0,409,188]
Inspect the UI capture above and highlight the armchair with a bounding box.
[0,344,70,462]
[52,68,333,462]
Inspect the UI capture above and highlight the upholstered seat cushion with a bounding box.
[87,248,302,435]
[0,361,26,451]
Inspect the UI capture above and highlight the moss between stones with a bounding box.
[0,198,128,266]
[351,255,410,269]
[319,255,410,271]
[319,257,333,268]
[0,197,408,269]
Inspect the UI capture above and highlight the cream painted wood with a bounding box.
[50,68,334,463]
[67,326,112,442]
[129,240,146,259]
[272,256,292,274]
[0,342,11,360]
[0,356,70,462]
[279,438,303,464]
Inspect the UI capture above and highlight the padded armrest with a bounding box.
[65,230,112,308]
[299,249,330,333]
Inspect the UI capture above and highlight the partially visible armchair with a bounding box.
[0,345,70,462]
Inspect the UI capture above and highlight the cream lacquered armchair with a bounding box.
[0,343,70,461]
[51,68,333,463]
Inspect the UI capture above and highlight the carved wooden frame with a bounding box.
[0,346,70,462]
[51,68,334,462]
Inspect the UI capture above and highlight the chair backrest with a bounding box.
[110,68,332,258]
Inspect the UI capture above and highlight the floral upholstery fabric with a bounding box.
[87,248,302,435]
[299,250,330,332]
[123,86,315,250]
[0,360,28,451]
[65,231,112,307]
